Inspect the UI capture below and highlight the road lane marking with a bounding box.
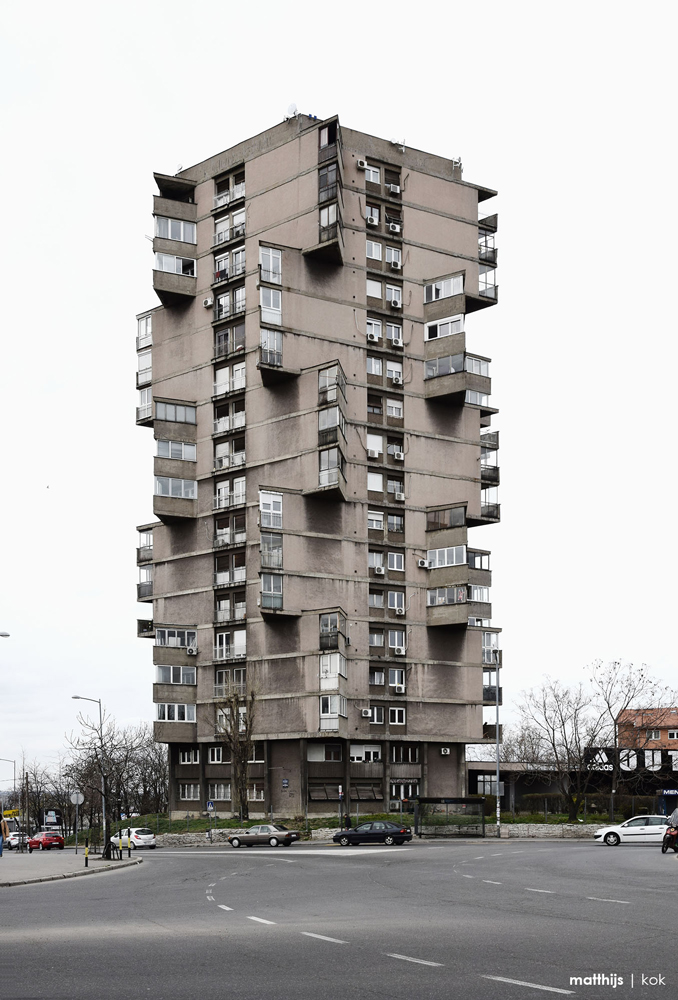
[481,975,574,994]
[208,883,216,887]
[206,895,215,901]
[247,916,276,925]
[586,896,630,904]
[474,856,485,859]
[301,932,348,944]
[483,880,502,885]
[490,853,503,856]
[462,874,474,879]
[387,953,443,967]
[218,904,233,911]
[525,888,554,894]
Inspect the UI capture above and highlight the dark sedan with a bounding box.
[333,821,412,846]
[227,824,299,848]
[27,831,65,852]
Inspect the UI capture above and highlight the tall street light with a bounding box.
[72,695,106,853]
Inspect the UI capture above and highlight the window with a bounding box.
[320,203,337,228]
[467,356,490,377]
[386,323,402,343]
[367,395,383,416]
[389,668,405,687]
[366,278,382,299]
[388,552,404,572]
[391,781,419,800]
[388,591,405,611]
[320,652,347,681]
[215,321,246,358]
[318,406,345,436]
[137,387,152,420]
[387,476,404,495]
[154,253,196,276]
[367,356,382,376]
[366,318,382,341]
[156,402,196,424]
[260,491,282,528]
[368,550,384,570]
[157,665,196,685]
[369,668,385,685]
[364,166,381,184]
[386,437,403,456]
[426,507,465,530]
[368,589,384,608]
[157,704,196,722]
[350,744,382,763]
[319,122,337,148]
[213,362,245,394]
[424,275,464,302]
[388,629,405,649]
[389,708,406,725]
[367,472,383,493]
[386,285,402,305]
[387,360,403,381]
[319,364,345,401]
[427,545,467,568]
[260,247,282,283]
[137,350,152,383]
[466,390,489,407]
[369,705,384,724]
[209,746,223,764]
[179,784,201,800]
[247,783,265,801]
[260,287,282,325]
[366,240,382,261]
[367,510,384,530]
[155,477,197,499]
[137,314,152,348]
[387,513,404,533]
[260,533,283,569]
[427,587,467,607]
[482,632,499,664]
[157,440,196,462]
[307,742,342,762]
[155,217,196,243]
[214,628,246,659]
[179,748,199,764]
[208,783,231,800]
[386,398,403,418]
[366,205,380,223]
[468,550,491,570]
[318,163,337,202]
[369,630,384,647]
[319,447,344,486]
[366,433,383,454]
[469,585,490,603]
[424,354,464,380]
[320,695,347,717]
[261,574,283,609]
[385,246,401,265]
[425,315,464,340]
[259,328,283,367]
[391,744,419,763]
[668,730,678,741]
[647,729,661,740]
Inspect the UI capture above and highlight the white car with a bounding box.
[593,814,668,846]
[110,827,156,850]
[5,832,29,850]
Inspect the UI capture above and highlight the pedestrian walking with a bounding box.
[0,814,9,857]
[344,813,352,830]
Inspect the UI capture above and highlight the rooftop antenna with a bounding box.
[390,138,406,153]
[285,102,299,121]
[176,164,183,174]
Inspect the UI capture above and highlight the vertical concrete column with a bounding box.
[422,742,429,796]
[383,739,391,808]
[263,739,271,817]
[457,744,467,797]
[343,737,351,819]
[299,739,308,819]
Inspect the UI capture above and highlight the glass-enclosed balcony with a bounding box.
[213,644,247,661]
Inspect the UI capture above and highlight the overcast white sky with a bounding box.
[1,1,676,786]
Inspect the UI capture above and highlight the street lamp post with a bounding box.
[72,695,106,856]
[0,757,18,853]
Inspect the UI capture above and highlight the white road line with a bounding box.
[208,883,216,887]
[483,880,502,885]
[218,904,233,911]
[474,856,485,859]
[525,888,554,894]
[247,916,276,925]
[387,953,443,967]
[586,896,630,904]
[481,975,574,994]
[301,932,348,944]
[490,853,503,856]
[462,874,474,879]
[206,895,215,901]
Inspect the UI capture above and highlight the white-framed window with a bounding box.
[386,323,402,342]
[424,315,465,340]
[320,652,347,680]
[385,246,401,265]
[424,275,464,302]
[318,406,346,435]
[179,749,199,764]
[260,287,282,325]
[366,204,380,222]
[389,668,405,687]
[647,729,661,740]
[366,278,382,299]
[156,665,196,685]
[369,630,384,647]
[367,472,384,493]
[386,360,403,381]
[319,364,345,401]
[424,354,464,379]
[261,328,283,366]
[157,704,196,722]
[482,632,499,664]
[368,550,384,569]
[214,216,230,245]
[386,476,403,495]
[366,318,382,339]
[388,552,404,572]
[157,440,197,462]
[427,545,467,568]
[427,586,467,607]
[349,744,382,763]
[388,629,405,649]
[319,447,344,486]
[369,590,384,608]
[247,783,265,801]
[260,491,282,528]
[137,387,153,420]
[155,217,196,243]
[231,246,246,276]
[231,208,246,236]
[365,166,381,184]
[137,349,152,378]
[366,356,382,376]
[320,695,347,717]
[388,591,405,611]
[156,624,197,648]
[154,253,196,276]
[387,513,404,533]
[319,122,337,148]
[389,707,406,725]
[155,477,197,500]
[366,240,382,260]
[179,783,201,800]
[209,746,223,764]
[367,433,383,454]
[391,781,419,799]
[261,573,283,609]
[320,203,337,228]
[466,390,489,407]
[392,745,419,763]
[668,730,678,740]
[466,356,490,376]
[386,398,403,418]
[137,314,152,348]
[367,510,384,531]
[208,783,231,800]
[369,668,385,685]
[156,402,196,424]
[386,285,402,305]
[469,585,490,603]
[370,705,384,724]
[260,247,282,283]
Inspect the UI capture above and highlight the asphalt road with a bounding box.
[1,839,676,999]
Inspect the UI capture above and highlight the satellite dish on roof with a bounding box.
[286,103,299,119]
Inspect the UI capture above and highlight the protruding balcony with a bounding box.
[137,619,155,639]
[136,367,152,388]
[260,594,301,618]
[214,606,247,624]
[468,504,501,526]
[213,681,246,698]
[424,354,491,405]
[152,269,196,306]
[136,403,153,425]
[213,568,247,588]
[137,544,153,563]
[480,464,500,486]
[303,468,348,501]
[213,644,247,661]
[137,581,153,601]
[212,492,246,511]
[482,685,502,706]
[303,222,344,265]
[213,529,247,549]
[153,495,197,523]
[426,591,492,627]
[481,723,503,742]
[213,413,246,435]
[257,347,300,385]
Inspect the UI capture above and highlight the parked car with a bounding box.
[333,821,412,846]
[5,832,29,850]
[109,827,156,850]
[27,831,65,852]
[593,815,668,846]
[227,824,299,848]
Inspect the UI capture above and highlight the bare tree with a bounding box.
[214,686,257,821]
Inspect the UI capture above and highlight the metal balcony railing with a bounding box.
[215,299,246,322]
[230,452,246,467]
[137,581,153,599]
[213,568,246,587]
[261,550,283,569]
[319,183,337,204]
[213,682,246,698]
[259,266,281,285]
[213,375,246,396]
[136,368,152,387]
[213,413,245,435]
[215,607,246,623]
[136,405,152,421]
[260,348,282,367]
[213,645,247,660]
[212,492,246,511]
[213,530,247,548]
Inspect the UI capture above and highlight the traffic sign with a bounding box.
[207,800,215,812]
[282,778,289,789]
[70,792,85,805]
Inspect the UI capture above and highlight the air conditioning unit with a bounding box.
[389,300,402,310]
[391,337,404,347]
[390,261,402,271]
[389,223,401,234]
[366,216,378,227]
[367,332,380,342]
[357,159,368,169]
[394,451,405,462]
[391,375,403,386]
[395,492,405,502]
[367,449,380,459]
[440,747,451,756]
[375,566,385,575]
[394,683,406,693]
[418,558,428,568]
[203,298,214,308]
[361,708,372,718]
[388,184,401,195]
[395,608,405,617]
[394,646,406,656]
[186,646,198,656]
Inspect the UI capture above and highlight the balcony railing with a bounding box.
[480,465,500,484]
[482,685,503,705]
[215,298,246,322]
[213,682,246,698]
[215,607,246,623]
[319,183,337,204]
[231,452,246,467]
[136,332,152,351]
[213,375,246,396]
[480,503,500,520]
[260,348,282,367]
[319,223,338,244]
[319,468,341,487]
[136,368,152,388]
[137,581,153,599]
[261,550,283,569]
[213,262,247,284]
[261,594,283,610]
[319,631,340,651]
[482,648,502,665]
[137,544,153,562]
[480,430,499,448]
[259,267,281,285]
[215,329,246,358]
[214,645,247,660]
[213,492,246,511]
[318,143,337,163]
[213,413,246,435]
[214,568,247,587]
[214,530,247,548]
[136,404,152,421]
[260,512,282,529]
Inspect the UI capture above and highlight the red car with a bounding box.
[28,831,65,852]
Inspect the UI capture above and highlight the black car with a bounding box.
[333,821,412,846]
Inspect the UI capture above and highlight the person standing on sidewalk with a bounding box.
[0,814,9,857]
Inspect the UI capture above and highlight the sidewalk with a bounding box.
[0,849,142,888]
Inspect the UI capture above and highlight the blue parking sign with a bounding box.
[207,800,214,812]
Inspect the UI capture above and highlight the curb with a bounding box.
[0,858,143,888]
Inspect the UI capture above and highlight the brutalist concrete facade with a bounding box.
[135,115,501,818]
